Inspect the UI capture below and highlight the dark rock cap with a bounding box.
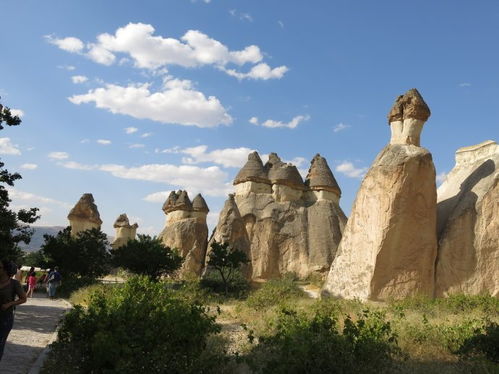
[387,88,431,123]
[305,154,341,196]
[67,193,103,225]
[192,194,209,213]
[263,152,285,174]
[234,151,270,185]
[113,213,138,229]
[162,190,193,213]
[267,154,305,190]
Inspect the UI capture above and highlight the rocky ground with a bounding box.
[0,292,70,374]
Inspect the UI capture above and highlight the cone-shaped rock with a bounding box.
[67,193,102,237]
[111,213,138,249]
[234,151,270,185]
[268,162,306,190]
[159,190,207,276]
[323,89,437,300]
[305,154,341,196]
[435,140,499,296]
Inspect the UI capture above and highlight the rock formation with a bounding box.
[322,88,437,301]
[210,152,347,280]
[435,140,499,296]
[159,190,209,276]
[67,193,102,237]
[111,214,138,249]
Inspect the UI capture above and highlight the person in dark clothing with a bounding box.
[0,260,26,360]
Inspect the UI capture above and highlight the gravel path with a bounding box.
[0,292,70,374]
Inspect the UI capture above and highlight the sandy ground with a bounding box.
[0,292,70,374]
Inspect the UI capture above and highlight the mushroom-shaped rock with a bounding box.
[234,151,270,185]
[111,213,138,249]
[162,190,193,214]
[192,194,209,213]
[305,154,341,196]
[67,193,102,236]
[263,152,285,173]
[162,191,178,214]
[387,88,431,146]
[268,163,305,190]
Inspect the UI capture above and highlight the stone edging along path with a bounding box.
[0,293,71,374]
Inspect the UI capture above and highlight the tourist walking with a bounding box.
[26,270,37,298]
[0,260,26,360]
[47,267,62,300]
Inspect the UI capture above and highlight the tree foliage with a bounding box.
[41,227,110,278]
[111,234,182,280]
[207,241,249,295]
[0,100,39,261]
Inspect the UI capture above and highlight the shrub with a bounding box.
[42,276,222,373]
[56,276,98,299]
[458,322,499,363]
[201,268,249,299]
[246,307,400,373]
[246,278,305,310]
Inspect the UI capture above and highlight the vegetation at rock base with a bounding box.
[110,234,183,280]
[0,100,39,261]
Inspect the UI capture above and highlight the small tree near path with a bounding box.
[207,241,249,295]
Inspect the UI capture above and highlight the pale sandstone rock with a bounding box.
[210,152,346,280]
[323,90,437,301]
[111,214,138,249]
[435,140,499,296]
[67,193,102,237]
[159,191,208,276]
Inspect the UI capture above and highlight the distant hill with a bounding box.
[19,226,66,252]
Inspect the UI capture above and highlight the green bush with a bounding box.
[458,322,499,363]
[245,278,305,310]
[246,307,400,374]
[42,276,222,374]
[56,276,98,299]
[201,268,249,299]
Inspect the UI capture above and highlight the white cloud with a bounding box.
[0,138,21,155]
[180,145,254,168]
[45,35,84,52]
[436,172,448,185]
[71,75,88,84]
[223,63,288,80]
[229,9,253,22]
[59,161,97,170]
[335,162,368,179]
[80,138,90,143]
[278,20,284,28]
[333,122,351,133]
[141,132,153,138]
[57,65,76,71]
[97,139,111,145]
[20,163,38,170]
[51,23,286,80]
[69,80,232,127]
[143,191,169,203]
[129,143,145,149]
[125,127,138,134]
[250,115,310,129]
[10,109,24,118]
[7,187,71,209]
[458,82,471,87]
[48,151,69,160]
[155,146,181,154]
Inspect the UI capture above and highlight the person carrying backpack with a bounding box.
[47,267,62,300]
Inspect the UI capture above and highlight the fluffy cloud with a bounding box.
[141,132,153,138]
[223,63,288,80]
[249,115,310,129]
[97,139,111,145]
[0,138,21,155]
[333,122,351,133]
[129,143,145,149]
[10,109,24,118]
[335,162,368,179]
[180,145,254,168]
[69,80,232,127]
[71,75,88,84]
[6,187,71,209]
[59,161,97,170]
[45,35,84,52]
[50,23,287,80]
[48,151,69,160]
[124,127,138,134]
[20,163,38,170]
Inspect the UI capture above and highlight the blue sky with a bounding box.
[0,0,498,236]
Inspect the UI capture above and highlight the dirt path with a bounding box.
[0,292,70,374]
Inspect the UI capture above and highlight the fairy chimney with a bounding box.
[388,88,431,146]
[305,154,341,203]
[67,193,102,237]
[266,153,306,202]
[111,214,138,249]
[234,151,271,195]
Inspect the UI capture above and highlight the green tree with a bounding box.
[22,250,47,268]
[111,234,182,280]
[207,241,249,295]
[41,227,110,278]
[0,100,39,261]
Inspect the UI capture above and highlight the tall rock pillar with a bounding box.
[322,89,437,301]
[67,193,103,237]
[111,214,138,249]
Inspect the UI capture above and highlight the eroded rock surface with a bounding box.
[323,89,437,301]
[159,191,208,276]
[435,140,499,296]
[67,193,102,237]
[111,214,138,249]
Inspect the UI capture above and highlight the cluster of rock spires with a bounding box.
[65,88,498,299]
